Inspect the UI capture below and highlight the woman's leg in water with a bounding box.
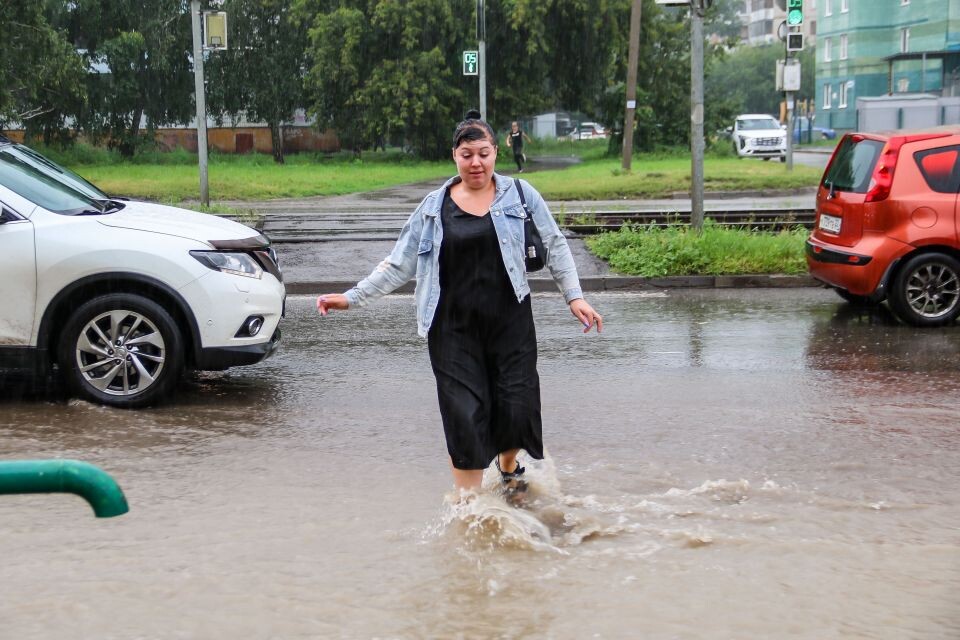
[497,449,521,474]
[450,460,484,492]
[449,448,521,492]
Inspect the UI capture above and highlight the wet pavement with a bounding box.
[2,289,959,639]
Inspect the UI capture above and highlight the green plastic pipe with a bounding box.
[0,460,129,518]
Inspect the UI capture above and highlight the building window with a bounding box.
[810,20,817,35]
[840,34,848,60]
[839,81,848,108]
[825,0,832,16]
[901,27,910,53]
[823,84,832,109]
[841,0,848,12]
[823,37,832,62]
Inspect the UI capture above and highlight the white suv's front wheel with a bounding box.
[58,293,185,407]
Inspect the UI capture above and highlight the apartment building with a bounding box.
[816,0,960,131]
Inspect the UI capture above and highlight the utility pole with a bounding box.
[478,0,487,121]
[622,0,642,171]
[690,0,705,232]
[190,0,209,206]
[781,0,804,172]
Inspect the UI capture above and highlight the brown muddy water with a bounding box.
[1,290,958,639]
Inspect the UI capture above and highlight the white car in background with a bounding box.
[729,114,787,162]
[576,122,608,139]
[0,136,285,407]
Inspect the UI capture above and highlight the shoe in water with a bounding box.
[496,458,528,502]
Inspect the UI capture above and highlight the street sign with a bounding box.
[463,50,479,76]
[776,59,802,92]
[203,11,227,50]
[787,0,803,26]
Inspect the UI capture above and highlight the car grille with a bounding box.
[755,137,781,147]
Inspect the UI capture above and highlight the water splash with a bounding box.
[422,453,628,553]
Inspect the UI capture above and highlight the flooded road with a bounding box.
[2,289,959,639]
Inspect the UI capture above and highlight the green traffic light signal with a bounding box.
[787,0,803,25]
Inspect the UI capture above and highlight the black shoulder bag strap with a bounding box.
[515,178,545,272]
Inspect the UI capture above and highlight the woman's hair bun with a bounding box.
[463,109,482,121]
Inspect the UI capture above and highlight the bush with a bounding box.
[586,220,808,276]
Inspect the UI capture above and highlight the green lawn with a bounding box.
[523,156,822,200]
[46,142,821,203]
[70,154,452,202]
[587,221,808,276]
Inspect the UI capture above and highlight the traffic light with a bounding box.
[787,32,804,52]
[787,0,803,26]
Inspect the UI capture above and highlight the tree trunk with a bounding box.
[270,120,284,164]
[121,106,144,158]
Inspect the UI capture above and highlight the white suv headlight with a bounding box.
[190,251,263,279]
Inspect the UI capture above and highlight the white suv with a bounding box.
[730,114,787,162]
[0,137,285,407]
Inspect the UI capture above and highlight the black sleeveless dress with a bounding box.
[427,188,543,470]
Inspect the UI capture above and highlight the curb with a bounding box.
[283,274,818,295]
[668,187,817,200]
[794,147,836,155]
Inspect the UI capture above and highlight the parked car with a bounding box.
[806,127,960,326]
[728,114,786,161]
[792,116,837,143]
[561,122,608,140]
[577,122,607,139]
[0,136,285,406]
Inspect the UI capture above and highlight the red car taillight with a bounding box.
[864,132,952,203]
[864,141,902,203]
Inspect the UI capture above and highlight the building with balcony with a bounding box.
[816,0,960,132]
[738,0,818,46]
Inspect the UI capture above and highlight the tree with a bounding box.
[705,43,815,120]
[206,0,310,163]
[598,0,765,154]
[486,0,625,125]
[298,0,473,158]
[66,1,194,157]
[0,1,86,144]
[297,0,629,157]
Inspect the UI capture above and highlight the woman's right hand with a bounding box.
[316,293,349,316]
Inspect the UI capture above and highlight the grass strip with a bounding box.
[586,220,809,277]
[524,156,822,200]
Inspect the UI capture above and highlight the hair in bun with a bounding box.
[453,109,496,148]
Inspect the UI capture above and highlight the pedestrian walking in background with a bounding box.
[315,111,602,496]
[506,121,531,173]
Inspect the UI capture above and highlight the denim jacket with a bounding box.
[344,172,583,337]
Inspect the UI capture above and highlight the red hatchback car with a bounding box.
[807,128,960,326]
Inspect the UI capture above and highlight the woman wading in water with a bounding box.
[316,112,602,495]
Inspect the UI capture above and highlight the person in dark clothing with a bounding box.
[506,121,531,172]
[315,114,602,495]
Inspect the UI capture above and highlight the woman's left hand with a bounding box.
[569,299,603,334]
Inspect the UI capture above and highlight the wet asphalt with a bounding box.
[2,289,959,638]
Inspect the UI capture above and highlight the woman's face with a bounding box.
[511,122,519,132]
[453,136,497,189]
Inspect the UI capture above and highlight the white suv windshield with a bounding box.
[737,119,780,131]
[0,144,111,215]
